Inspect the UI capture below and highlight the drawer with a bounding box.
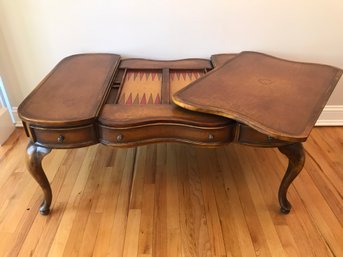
[98,123,235,147]
[30,124,97,148]
[236,124,288,147]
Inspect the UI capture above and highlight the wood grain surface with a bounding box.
[0,128,342,257]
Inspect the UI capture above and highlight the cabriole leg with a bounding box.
[278,142,305,214]
[26,141,52,215]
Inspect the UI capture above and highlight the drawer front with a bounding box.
[30,124,97,148]
[99,123,235,147]
[236,124,288,147]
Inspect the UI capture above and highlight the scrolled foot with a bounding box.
[278,142,305,214]
[26,141,52,215]
[280,205,291,214]
[39,200,51,215]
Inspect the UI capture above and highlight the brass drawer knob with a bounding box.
[116,134,123,142]
[57,135,65,143]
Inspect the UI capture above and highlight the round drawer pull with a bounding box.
[208,134,214,140]
[116,134,123,142]
[57,135,65,143]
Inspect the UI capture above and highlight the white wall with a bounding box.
[0,0,342,107]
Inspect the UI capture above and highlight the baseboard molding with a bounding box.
[316,105,343,126]
[11,105,343,128]
[12,107,23,127]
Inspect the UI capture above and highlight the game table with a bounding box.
[18,52,342,215]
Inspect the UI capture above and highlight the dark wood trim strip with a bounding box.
[115,68,127,104]
[161,68,170,104]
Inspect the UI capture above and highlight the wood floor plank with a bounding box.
[61,146,114,257]
[47,145,99,257]
[224,146,274,257]
[196,147,227,257]
[137,183,155,256]
[0,232,13,257]
[293,167,343,257]
[166,144,182,257]
[176,145,199,257]
[214,148,257,257]
[152,144,169,257]
[1,149,68,257]
[123,209,141,257]
[19,148,89,257]
[106,147,136,257]
[303,131,343,226]
[92,149,128,257]
[0,142,63,233]
[256,148,315,257]
[0,128,342,257]
[273,149,338,257]
[0,130,26,185]
[129,146,148,210]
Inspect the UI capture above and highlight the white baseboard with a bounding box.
[0,108,15,145]
[316,105,343,126]
[12,107,23,127]
[11,105,343,128]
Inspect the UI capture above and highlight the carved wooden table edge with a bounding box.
[18,52,342,216]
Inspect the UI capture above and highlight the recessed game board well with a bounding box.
[105,59,210,105]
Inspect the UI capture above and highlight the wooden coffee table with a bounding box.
[18,52,342,215]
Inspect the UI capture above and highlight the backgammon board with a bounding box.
[99,57,238,147]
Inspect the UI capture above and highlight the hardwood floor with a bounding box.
[0,128,342,257]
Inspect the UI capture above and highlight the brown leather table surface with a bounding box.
[18,54,121,127]
[173,52,342,142]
